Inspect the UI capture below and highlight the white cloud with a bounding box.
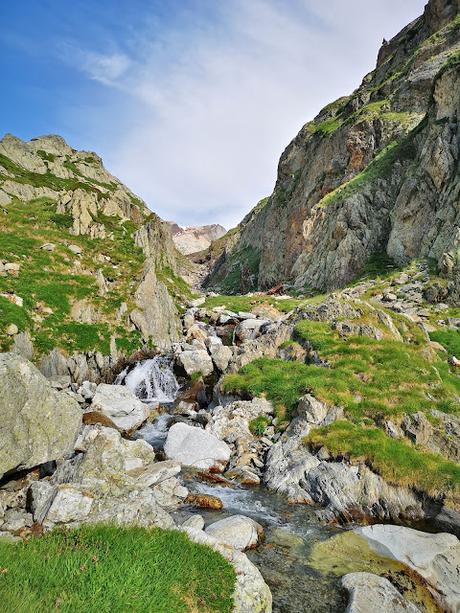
[61,46,131,86]
[68,0,427,228]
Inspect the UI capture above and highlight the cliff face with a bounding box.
[167,222,227,255]
[0,134,189,358]
[206,0,459,295]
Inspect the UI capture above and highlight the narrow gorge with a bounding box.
[0,1,459,612]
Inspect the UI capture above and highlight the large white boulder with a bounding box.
[234,319,270,343]
[91,383,149,433]
[164,423,231,472]
[355,524,460,613]
[341,572,421,613]
[178,349,214,377]
[0,353,82,479]
[205,514,264,551]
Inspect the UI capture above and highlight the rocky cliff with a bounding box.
[0,134,191,364]
[167,222,226,255]
[206,0,460,296]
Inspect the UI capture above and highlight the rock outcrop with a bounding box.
[341,572,422,613]
[206,0,460,297]
[0,353,81,479]
[168,222,226,255]
[0,133,188,358]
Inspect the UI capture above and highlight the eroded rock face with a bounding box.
[0,353,81,479]
[168,223,226,255]
[206,0,460,298]
[164,422,231,472]
[341,572,422,613]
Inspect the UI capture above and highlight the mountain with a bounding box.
[205,0,460,297]
[0,134,193,369]
[167,222,226,255]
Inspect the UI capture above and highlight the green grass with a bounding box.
[203,294,306,314]
[316,135,416,209]
[223,319,459,421]
[249,415,270,436]
[307,420,460,499]
[0,197,149,355]
[0,525,236,613]
[430,329,460,357]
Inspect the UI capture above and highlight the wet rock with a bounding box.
[91,383,150,433]
[342,572,421,612]
[185,493,223,510]
[205,514,264,551]
[355,524,460,613]
[164,423,231,472]
[0,353,81,479]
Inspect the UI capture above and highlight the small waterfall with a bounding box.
[115,356,179,403]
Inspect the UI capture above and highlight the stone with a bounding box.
[11,332,34,360]
[181,526,272,613]
[182,514,205,530]
[49,375,71,390]
[205,514,264,551]
[209,343,233,371]
[0,293,23,307]
[355,524,460,613]
[4,262,20,272]
[0,353,81,479]
[164,423,231,472]
[5,323,18,336]
[185,493,223,510]
[234,319,270,343]
[341,572,421,613]
[91,383,150,433]
[68,244,82,255]
[78,380,97,400]
[401,412,433,446]
[45,486,94,524]
[1,508,33,532]
[40,243,55,251]
[178,349,214,377]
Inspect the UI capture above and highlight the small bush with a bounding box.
[249,415,270,436]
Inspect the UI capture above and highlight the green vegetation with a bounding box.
[430,329,460,357]
[211,245,261,294]
[0,197,149,355]
[0,525,235,613]
[249,415,270,436]
[316,133,417,209]
[224,319,459,421]
[157,266,195,311]
[307,420,460,498]
[203,293,307,314]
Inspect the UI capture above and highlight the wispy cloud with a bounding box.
[60,45,132,86]
[59,0,427,228]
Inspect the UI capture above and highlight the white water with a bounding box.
[115,356,179,403]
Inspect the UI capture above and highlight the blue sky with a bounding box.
[0,0,427,227]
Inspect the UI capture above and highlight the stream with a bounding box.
[120,358,350,612]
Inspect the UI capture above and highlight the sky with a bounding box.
[0,0,427,228]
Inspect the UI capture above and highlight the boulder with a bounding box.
[234,319,269,343]
[209,343,233,371]
[91,383,149,433]
[164,423,231,472]
[205,514,264,551]
[341,572,421,613]
[32,426,182,529]
[0,353,82,479]
[178,349,214,377]
[355,524,460,613]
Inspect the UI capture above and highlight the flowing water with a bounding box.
[115,356,179,402]
[184,479,349,613]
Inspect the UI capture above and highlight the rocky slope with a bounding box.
[206,0,460,295]
[0,134,193,373]
[168,222,226,255]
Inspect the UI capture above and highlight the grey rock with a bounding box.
[91,383,150,433]
[205,514,264,551]
[178,349,214,377]
[342,572,421,613]
[164,422,231,472]
[0,353,81,479]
